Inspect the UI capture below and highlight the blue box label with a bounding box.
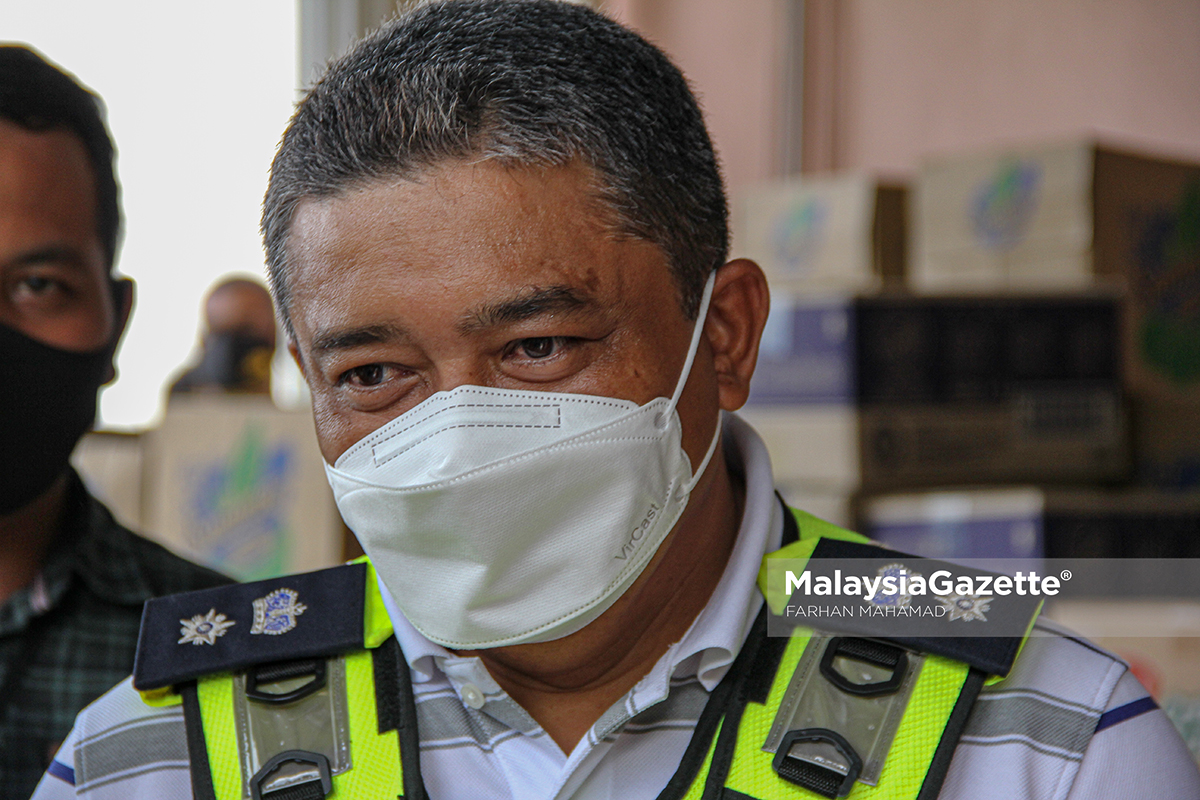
[748,299,857,405]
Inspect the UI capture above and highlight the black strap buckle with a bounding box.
[773,728,862,798]
[249,750,332,800]
[245,658,327,705]
[819,637,908,697]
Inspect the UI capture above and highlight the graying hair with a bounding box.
[262,0,728,334]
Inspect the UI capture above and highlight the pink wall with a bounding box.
[604,0,1200,186]
[604,0,787,194]
[829,0,1200,174]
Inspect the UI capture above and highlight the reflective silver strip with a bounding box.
[75,712,190,791]
[961,691,1101,759]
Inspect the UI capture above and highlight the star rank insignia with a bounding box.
[251,587,308,635]
[178,609,236,645]
[936,592,993,622]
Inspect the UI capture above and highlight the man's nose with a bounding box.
[429,358,494,394]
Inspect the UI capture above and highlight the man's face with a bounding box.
[0,121,118,353]
[287,159,720,465]
[205,282,277,347]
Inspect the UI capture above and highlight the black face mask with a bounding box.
[0,322,111,515]
[203,332,272,388]
[175,331,273,393]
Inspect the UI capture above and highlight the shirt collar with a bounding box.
[659,411,782,691]
[379,411,782,688]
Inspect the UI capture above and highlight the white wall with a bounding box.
[6,1,298,429]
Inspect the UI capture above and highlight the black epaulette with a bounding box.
[776,535,1044,677]
[133,562,367,692]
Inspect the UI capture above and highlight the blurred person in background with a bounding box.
[169,276,276,396]
[0,45,230,796]
[33,2,1200,799]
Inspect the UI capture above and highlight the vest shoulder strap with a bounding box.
[181,641,412,800]
[135,558,397,706]
[663,616,985,800]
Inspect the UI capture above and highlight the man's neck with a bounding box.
[0,472,70,607]
[462,451,745,753]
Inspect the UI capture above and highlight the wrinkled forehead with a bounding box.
[289,159,646,288]
[281,158,679,350]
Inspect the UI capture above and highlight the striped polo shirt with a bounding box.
[32,415,1200,799]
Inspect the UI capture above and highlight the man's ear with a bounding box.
[103,277,135,385]
[703,258,770,412]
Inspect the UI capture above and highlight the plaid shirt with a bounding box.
[0,472,230,799]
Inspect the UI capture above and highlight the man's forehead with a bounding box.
[0,122,95,203]
[0,122,101,267]
[290,158,613,237]
[282,160,682,352]
[285,160,653,303]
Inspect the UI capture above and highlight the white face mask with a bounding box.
[325,273,720,650]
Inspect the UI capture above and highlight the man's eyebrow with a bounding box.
[311,324,407,354]
[459,286,592,333]
[11,245,87,268]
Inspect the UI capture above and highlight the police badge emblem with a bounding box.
[178,608,235,645]
[936,592,993,622]
[868,563,920,609]
[250,587,308,635]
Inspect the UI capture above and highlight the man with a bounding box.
[169,276,277,396]
[0,46,230,797]
[35,2,1200,798]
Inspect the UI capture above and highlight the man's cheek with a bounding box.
[312,400,358,464]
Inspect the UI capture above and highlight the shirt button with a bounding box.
[461,683,485,709]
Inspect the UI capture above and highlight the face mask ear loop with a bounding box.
[658,271,721,494]
[661,271,718,427]
[682,410,724,493]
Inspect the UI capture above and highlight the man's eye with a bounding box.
[517,337,559,359]
[20,276,55,294]
[13,274,68,300]
[343,364,388,387]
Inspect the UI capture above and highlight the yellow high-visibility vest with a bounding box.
[134,509,1031,800]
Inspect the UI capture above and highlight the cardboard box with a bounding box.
[141,396,343,581]
[1133,397,1200,490]
[861,486,1200,561]
[912,140,1200,403]
[737,174,906,293]
[860,487,1046,561]
[71,430,145,531]
[742,293,1129,492]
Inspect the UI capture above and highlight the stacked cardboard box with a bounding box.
[737,140,1200,565]
[843,143,1200,744]
[72,396,346,581]
[737,174,906,294]
[734,165,1174,524]
[736,174,909,520]
[740,293,1128,494]
[911,140,1200,488]
[861,486,1200,562]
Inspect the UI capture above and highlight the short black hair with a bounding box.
[263,0,727,334]
[0,45,122,269]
